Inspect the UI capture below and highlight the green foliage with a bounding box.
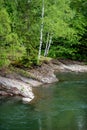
[21,55,38,67]
[6,33,19,45]
[0,8,11,48]
[0,49,10,67]
[0,8,11,36]
[44,0,87,61]
[0,0,87,69]
[11,52,38,68]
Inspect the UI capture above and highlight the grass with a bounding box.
[40,56,52,61]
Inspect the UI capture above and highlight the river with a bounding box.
[0,72,87,130]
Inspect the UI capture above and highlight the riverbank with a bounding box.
[52,59,87,72]
[0,59,87,103]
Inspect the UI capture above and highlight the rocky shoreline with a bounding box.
[0,59,87,103]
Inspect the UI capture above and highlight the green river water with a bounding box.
[0,72,87,130]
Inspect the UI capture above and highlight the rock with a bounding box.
[41,75,58,83]
[52,59,87,72]
[0,76,34,102]
[22,97,33,103]
[0,91,8,96]
[60,64,87,72]
[29,63,58,84]
[19,76,42,87]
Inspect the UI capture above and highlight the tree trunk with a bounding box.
[46,34,52,56]
[38,0,44,61]
[44,32,49,57]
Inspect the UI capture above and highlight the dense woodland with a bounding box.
[0,0,87,68]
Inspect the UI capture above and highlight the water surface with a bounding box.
[0,72,87,130]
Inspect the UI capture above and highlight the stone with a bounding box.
[22,97,33,103]
[0,76,35,102]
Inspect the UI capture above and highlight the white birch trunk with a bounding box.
[44,32,49,57]
[46,34,52,56]
[38,0,44,61]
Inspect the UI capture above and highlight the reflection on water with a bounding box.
[0,72,87,130]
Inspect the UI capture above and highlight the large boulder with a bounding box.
[0,76,34,102]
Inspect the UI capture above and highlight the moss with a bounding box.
[37,56,52,65]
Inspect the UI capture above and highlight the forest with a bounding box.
[0,0,87,68]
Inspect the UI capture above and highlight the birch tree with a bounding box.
[38,0,44,61]
[44,32,49,56]
[44,33,53,57]
[46,34,52,56]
